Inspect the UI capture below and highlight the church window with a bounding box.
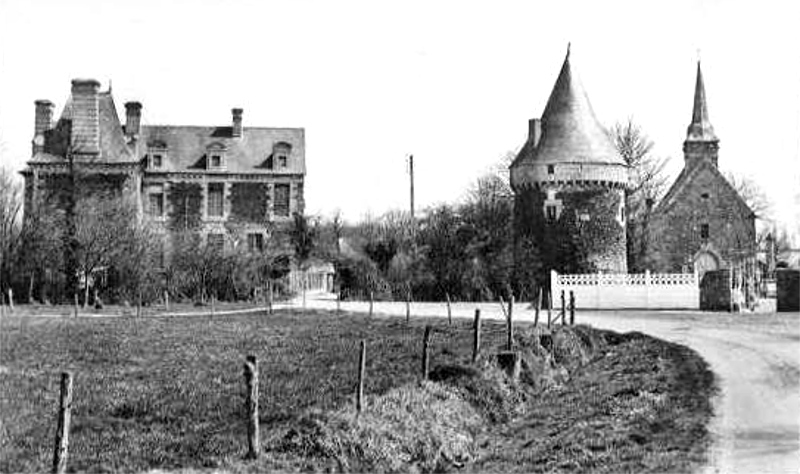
[547,164,555,175]
[700,223,709,240]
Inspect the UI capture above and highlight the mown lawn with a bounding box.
[0,310,507,473]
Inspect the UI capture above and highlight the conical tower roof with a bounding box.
[686,61,718,142]
[516,49,623,167]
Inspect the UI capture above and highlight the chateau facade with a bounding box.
[510,49,629,282]
[21,79,305,256]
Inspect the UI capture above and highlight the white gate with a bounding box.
[550,270,699,310]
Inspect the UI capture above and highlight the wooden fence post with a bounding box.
[369,291,374,317]
[547,291,552,328]
[210,293,216,320]
[357,340,366,413]
[472,308,481,363]
[164,290,170,312]
[243,355,259,459]
[422,325,432,380]
[7,288,13,313]
[560,290,566,326]
[336,292,341,314]
[268,280,274,315]
[506,296,514,351]
[534,287,541,327]
[445,293,452,326]
[73,294,79,318]
[569,290,575,325]
[52,372,73,474]
[405,289,411,324]
[136,289,142,319]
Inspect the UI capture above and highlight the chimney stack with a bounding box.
[33,100,54,154]
[70,78,101,154]
[232,108,243,138]
[125,101,142,138]
[528,118,541,148]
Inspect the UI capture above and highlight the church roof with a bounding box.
[686,61,718,142]
[656,157,754,218]
[513,49,624,167]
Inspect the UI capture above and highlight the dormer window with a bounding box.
[147,140,168,170]
[273,142,292,169]
[206,142,227,170]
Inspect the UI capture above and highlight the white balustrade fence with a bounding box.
[551,270,699,309]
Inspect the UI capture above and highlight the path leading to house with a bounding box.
[295,292,800,474]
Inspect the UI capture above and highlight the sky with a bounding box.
[1,0,798,234]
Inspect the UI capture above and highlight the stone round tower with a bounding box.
[510,49,628,279]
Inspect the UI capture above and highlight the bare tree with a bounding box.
[0,167,23,297]
[724,172,773,221]
[612,119,669,272]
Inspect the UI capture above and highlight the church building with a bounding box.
[647,62,756,279]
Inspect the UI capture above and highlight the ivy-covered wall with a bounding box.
[514,187,626,282]
[229,182,270,223]
[167,182,203,231]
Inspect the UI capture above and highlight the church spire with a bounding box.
[686,61,717,142]
[683,60,719,167]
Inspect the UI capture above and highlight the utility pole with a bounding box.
[408,154,415,221]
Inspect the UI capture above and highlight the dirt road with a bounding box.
[298,294,800,474]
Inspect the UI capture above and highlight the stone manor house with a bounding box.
[21,79,305,259]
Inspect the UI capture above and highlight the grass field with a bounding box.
[0,309,715,473]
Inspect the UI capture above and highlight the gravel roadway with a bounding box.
[295,293,800,474]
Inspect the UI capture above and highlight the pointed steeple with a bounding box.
[683,61,720,167]
[686,61,717,142]
[522,47,624,166]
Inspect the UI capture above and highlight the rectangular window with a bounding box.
[207,183,224,217]
[547,164,555,175]
[700,223,710,239]
[247,233,264,252]
[148,192,164,217]
[207,233,224,253]
[278,155,288,168]
[274,183,290,217]
[546,205,557,221]
[152,154,163,168]
[210,154,222,168]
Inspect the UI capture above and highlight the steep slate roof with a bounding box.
[33,90,136,164]
[513,50,623,167]
[139,125,305,175]
[686,62,718,143]
[656,158,754,219]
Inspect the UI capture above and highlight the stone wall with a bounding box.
[649,164,756,272]
[776,269,799,312]
[514,186,626,283]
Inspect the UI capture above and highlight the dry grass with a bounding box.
[0,310,714,473]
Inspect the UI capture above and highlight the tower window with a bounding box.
[546,205,558,221]
[700,223,709,240]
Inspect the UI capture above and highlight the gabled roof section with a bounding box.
[34,89,136,164]
[139,125,305,174]
[686,61,718,143]
[514,49,624,167]
[656,158,754,218]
